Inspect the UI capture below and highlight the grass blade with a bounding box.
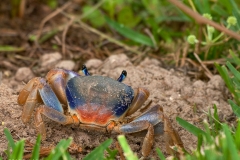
[226,61,240,81]
[105,16,154,47]
[176,117,206,137]
[117,135,138,160]
[197,134,203,152]
[30,135,41,160]
[4,128,15,150]
[213,104,221,132]
[83,139,112,160]
[229,50,240,65]
[156,148,166,160]
[9,140,24,160]
[235,119,240,150]
[222,124,239,159]
[228,100,240,117]
[215,63,240,104]
[0,45,25,52]
[45,138,72,160]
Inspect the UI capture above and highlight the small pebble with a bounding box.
[85,59,103,69]
[55,60,75,70]
[15,67,35,82]
[40,52,62,68]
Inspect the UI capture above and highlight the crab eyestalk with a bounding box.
[117,70,127,82]
[82,64,91,76]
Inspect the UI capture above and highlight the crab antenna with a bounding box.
[82,64,91,76]
[117,70,127,82]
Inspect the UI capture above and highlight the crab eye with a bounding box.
[117,70,127,82]
[82,64,91,76]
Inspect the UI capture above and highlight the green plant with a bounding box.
[215,50,240,112]
[2,128,72,160]
[82,0,240,58]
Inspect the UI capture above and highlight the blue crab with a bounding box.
[17,65,183,157]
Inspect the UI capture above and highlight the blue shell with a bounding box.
[66,76,134,118]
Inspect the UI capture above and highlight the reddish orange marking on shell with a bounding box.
[76,105,113,126]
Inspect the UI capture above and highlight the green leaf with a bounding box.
[105,16,154,47]
[212,4,229,17]
[235,120,240,150]
[141,0,161,17]
[46,0,57,9]
[197,134,203,152]
[229,0,240,28]
[39,29,59,44]
[117,6,141,28]
[212,104,221,133]
[226,61,240,81]
[222,124,239,159]
[229,50,240,65]
[117,135,138,160]
[228,100,240,117]
[0,45,25,52]
[156,148,166,160]
[202,0,210,14]
[9,140,24,160]
[4,128,15,150]
[30,135,41,160]
[83,139,112,160]
[45,138,72,160]
[83,5,105,27]
[215,63,240,104]
[176,117,206,137]
[106,148,118,159]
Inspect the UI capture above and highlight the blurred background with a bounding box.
[0,0,240,79]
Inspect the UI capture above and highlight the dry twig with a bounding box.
[168,0,240,41]
[193,52,213,78]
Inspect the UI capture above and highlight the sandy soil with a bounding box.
[0,54,232,159]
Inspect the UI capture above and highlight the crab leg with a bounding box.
[19,78,42,123]
[163,116,184,154]
[114,105,183,157]
[126,88,150,116]
[18,77,40,106]
[119,121,154,157]
[35,105,79,140]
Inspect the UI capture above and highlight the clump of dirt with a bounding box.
[0,54,232,159]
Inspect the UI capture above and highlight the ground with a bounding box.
[0,54,233,159]
[0,1,235,159]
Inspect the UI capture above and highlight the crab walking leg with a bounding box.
[18,77,41,106]
[35,105,79,140]
[118,121,154,157]
[163,117,184,154]
[20,78,42,123]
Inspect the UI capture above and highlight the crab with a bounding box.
[17,65,184,158]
